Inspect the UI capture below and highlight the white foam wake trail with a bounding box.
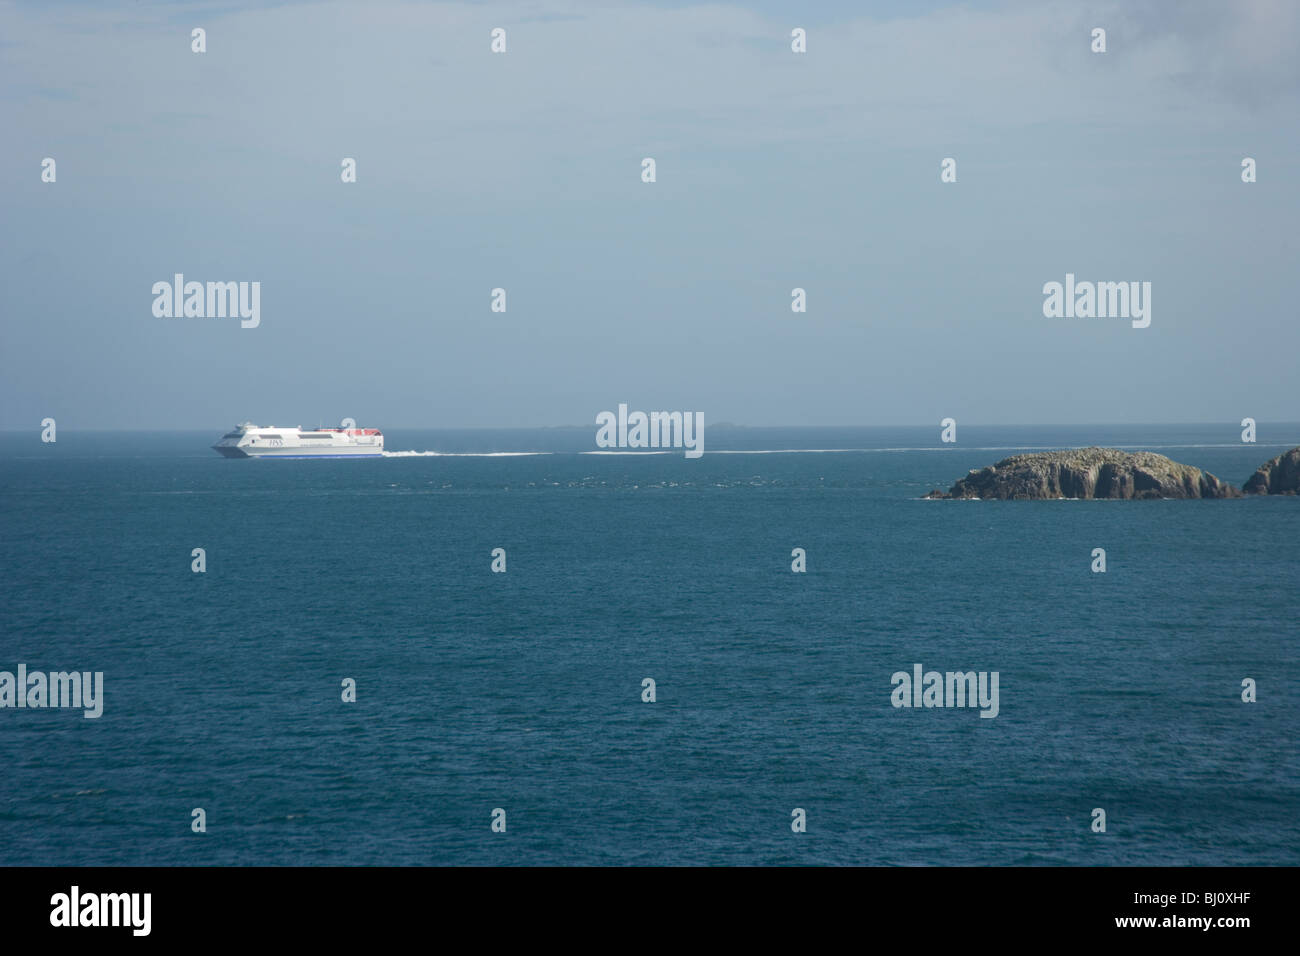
[386,442,1293,458]
[586,444,1297,455]
[382,450,552,457]
[715,442,1300,454]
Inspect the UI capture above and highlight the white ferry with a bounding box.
[212,422,384,458]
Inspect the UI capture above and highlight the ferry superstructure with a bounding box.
[212,422,384,458]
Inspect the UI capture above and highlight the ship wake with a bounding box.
[381,450,553,457]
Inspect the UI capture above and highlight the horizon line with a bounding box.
[5,421,1300,433]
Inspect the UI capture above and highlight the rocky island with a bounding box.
[925,447,1241,500]
[1243,447,1300,495]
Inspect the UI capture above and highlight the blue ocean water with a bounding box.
[1,424,1297,865]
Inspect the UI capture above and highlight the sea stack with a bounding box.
[1243,446,1300,495]
[926,447,1240,500]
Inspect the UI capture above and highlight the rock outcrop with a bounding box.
[1243,446,1300,495]
[926,447,1241,500]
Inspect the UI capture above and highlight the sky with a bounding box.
[1,0,1297,429]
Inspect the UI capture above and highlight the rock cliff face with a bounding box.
[1243,447,1300,495]
[926,447,1240,500]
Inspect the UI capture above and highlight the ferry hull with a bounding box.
[212,422,384,458]
[212,446,383,459]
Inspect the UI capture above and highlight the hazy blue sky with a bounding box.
[2,0,1297,428]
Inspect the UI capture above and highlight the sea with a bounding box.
[1,424,1297,866]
